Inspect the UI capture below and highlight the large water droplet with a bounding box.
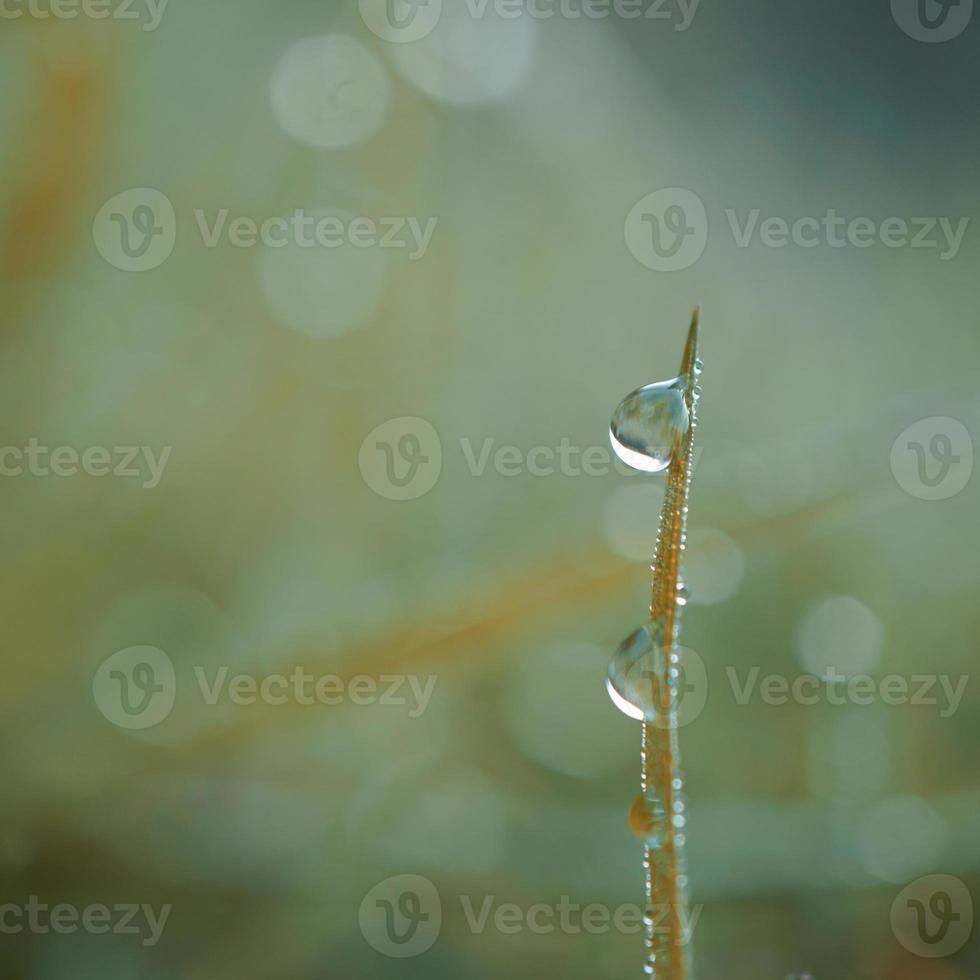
[606,621,667,721]
[609,378,689,473]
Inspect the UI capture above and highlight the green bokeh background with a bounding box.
[1,1,978,977]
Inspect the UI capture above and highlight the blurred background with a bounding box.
[1,0,978,977]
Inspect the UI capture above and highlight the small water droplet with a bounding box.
[609,377,689,473]
[629,790,668,845]
[606,621,668,721]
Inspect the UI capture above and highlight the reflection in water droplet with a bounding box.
[606,621,667,721]
[609,378,689,473]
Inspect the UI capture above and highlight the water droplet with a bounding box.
[629,790,668,845]
[609,378,689,473]
[606,621,668,721]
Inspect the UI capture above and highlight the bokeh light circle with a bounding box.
[270,35,389,148]
[388,3,537,106]
[256,209,387,338]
